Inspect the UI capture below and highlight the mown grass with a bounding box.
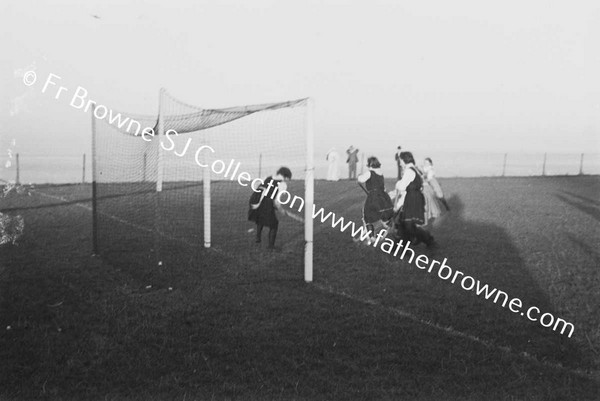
[0,176,599,400]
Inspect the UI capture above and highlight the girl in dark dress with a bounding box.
[392,152,435,247]
[248,167,292,249]
[357,157,394,244]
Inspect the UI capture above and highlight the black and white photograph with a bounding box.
[1,1,599,400]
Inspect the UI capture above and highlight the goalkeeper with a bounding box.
[248,167,293,250]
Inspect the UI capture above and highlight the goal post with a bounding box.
[91,104,98,255]
[156,88,165,193]
[92,89,314,282]
[304,98,314,283]
[202,148,211,249]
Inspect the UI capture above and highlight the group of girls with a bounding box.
[247,153,449,250]
[358,152,450,248]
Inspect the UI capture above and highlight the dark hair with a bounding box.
[399,152,415,165]
[425,157,433,165]
[367,156,381,169]
[277,166,292,180]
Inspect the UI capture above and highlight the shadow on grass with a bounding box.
[317,192,594,372]
[565,232,600,266]
[435,195,589,367]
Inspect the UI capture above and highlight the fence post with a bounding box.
[542,153,546,176]
[82,153,86,183]
[91,105,98,255]
[502,153,507,177]
[579,153,584,175]
[15,153,20,185]
[143,152,147,182]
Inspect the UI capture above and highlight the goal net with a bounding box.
[92,89,313,286]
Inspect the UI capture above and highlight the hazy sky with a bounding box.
[1,0,599,161]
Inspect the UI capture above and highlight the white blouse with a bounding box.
[395,164,417,191]
[390,163,417,211]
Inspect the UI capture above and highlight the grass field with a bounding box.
[1,176,599,400]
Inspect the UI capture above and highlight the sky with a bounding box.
[1,0,599,171]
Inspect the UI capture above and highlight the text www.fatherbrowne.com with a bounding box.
[307,205,575,338]
[250,171,575,338]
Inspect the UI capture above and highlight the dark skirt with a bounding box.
[402,190,425,225]
[249,196,279,228]
[363,190,394,223]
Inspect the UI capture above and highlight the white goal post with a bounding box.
[93,89,314,283]
[304,98,314,283]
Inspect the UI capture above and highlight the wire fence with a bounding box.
[0,152,598,185]
[317,151,600,180]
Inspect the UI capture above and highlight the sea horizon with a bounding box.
[1,151,598,185]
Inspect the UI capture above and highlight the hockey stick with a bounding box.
[281,209,304,223]
[358,182,368,194]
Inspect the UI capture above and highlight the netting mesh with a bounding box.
[94,112,160,283]
[94,90,308,285]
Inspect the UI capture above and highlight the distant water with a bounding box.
[1,152,598,184]
[315,152,600,180]
[1,155,87,184]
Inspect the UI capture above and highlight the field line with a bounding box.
[313,282,600,383]
[31,189,229,255]
[34,189,159,234]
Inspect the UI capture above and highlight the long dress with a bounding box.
[401,167,426,225]
[424,165,445,198]
[394,166,434,245]
[422,183,442,224]
[422,166,445,223]
[248,176,281,228]
[326,149,340,181]
[347,148,359,179]
[363,171,394,223]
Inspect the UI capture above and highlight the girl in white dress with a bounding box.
[326,148,340,181]
[423,158,450,211]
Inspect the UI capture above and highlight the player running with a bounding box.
[357,156,394,245]
[248,166,293,250]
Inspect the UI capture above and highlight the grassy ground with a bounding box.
[0,176,599,400]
